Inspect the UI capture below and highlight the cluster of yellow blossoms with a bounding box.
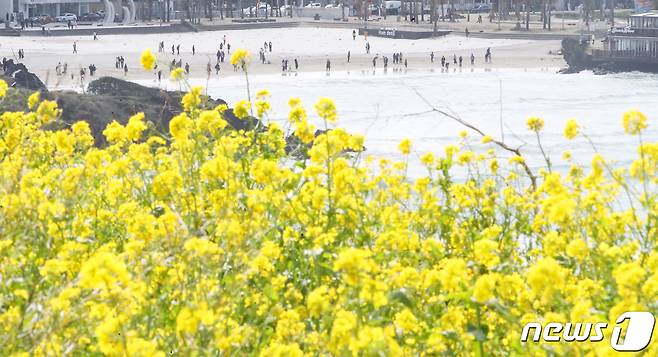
[0,68,657,356]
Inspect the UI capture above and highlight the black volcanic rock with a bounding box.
[2,59,46,90]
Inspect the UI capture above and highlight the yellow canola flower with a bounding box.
[0,79,7,98]
[140,48,156,71]
[314,97,337,123]
[36,100,61,124]
[233,99,251,119]
[182,86,203,112]
[231,48,251,67]
[170,67,184,81]
[526,116,544,132]
[622,109,648,135]
[564,118,579,140]
[398,138,412,155]
[1,80,658,357]
[27,91,40,109]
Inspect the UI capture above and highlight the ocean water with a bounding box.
[186,68,658,176]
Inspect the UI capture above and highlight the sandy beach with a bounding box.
[0,27,565,89]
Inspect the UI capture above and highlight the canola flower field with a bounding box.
[0,49,656,356]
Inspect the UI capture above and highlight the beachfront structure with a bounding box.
[9,0,100,19]
[6,0,136,23]
[602,11,658,63]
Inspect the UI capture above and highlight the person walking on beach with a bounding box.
[458,56,463,67]
[176,45,180,55]
[453,54,457,65]
[470,53,475,65]
[366,42,370,54]
[485,48,491,63]
[215,62,221,75]
[404,59,408,68]
[223,35,227,45]
[430,52,434,63]
[353,30,356,40]
[294,58,299,70]
[227,44,231,54]
[465,27,469,38]
[185,62,190,74]
[158,70,162,82]
[171,45,175,55]
[124,65,128,76]
[269,42,272,52]
[441,55,445,67]
[192,45,195,56]
[372,56,377,68]
[326,59,331,72]
[73,42,77,54]
[347,51,351,63]
[93,32,98,40]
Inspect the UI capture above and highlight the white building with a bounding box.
[5,0,100,19]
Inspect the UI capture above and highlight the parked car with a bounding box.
[471,4,492,13]
[31,14,54,24]
[80,13,102,21]
[305,3,322,8]
[241,4,271,16]
[56,13,77,22]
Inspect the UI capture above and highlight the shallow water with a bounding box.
[174,68,658,176]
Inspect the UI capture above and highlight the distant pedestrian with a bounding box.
[185,62,190,74]
[347,50,351,63]
[470,53,475,65]
[93,32,98,40]
[171,45,175,54]
[269,41,272,52]
[158,70,162,82]
[430,51,434,63]
[404,59,408,68]
[215,62,221,74]
[326,59,331,72]
[352,29,356,40]
[465,27,469,38]
[124,65,128,76]
[176,44,180,55]
[294,58,298,70]
[192,45,195,55]
[73,42,77,54]
[459,56,463,67]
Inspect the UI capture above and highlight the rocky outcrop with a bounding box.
[2,58,46,90]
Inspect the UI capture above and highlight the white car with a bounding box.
[56,13,77,22]
[305,3,322,8]
[325,4,335,8]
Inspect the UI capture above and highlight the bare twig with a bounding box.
[411,87,537,190]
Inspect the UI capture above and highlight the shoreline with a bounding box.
[0,27,565,90]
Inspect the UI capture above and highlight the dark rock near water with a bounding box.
[1,70,307,153]
[2,58,46,90]
[561,38,658,74]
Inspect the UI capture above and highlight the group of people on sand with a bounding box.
[430,47,491,69]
